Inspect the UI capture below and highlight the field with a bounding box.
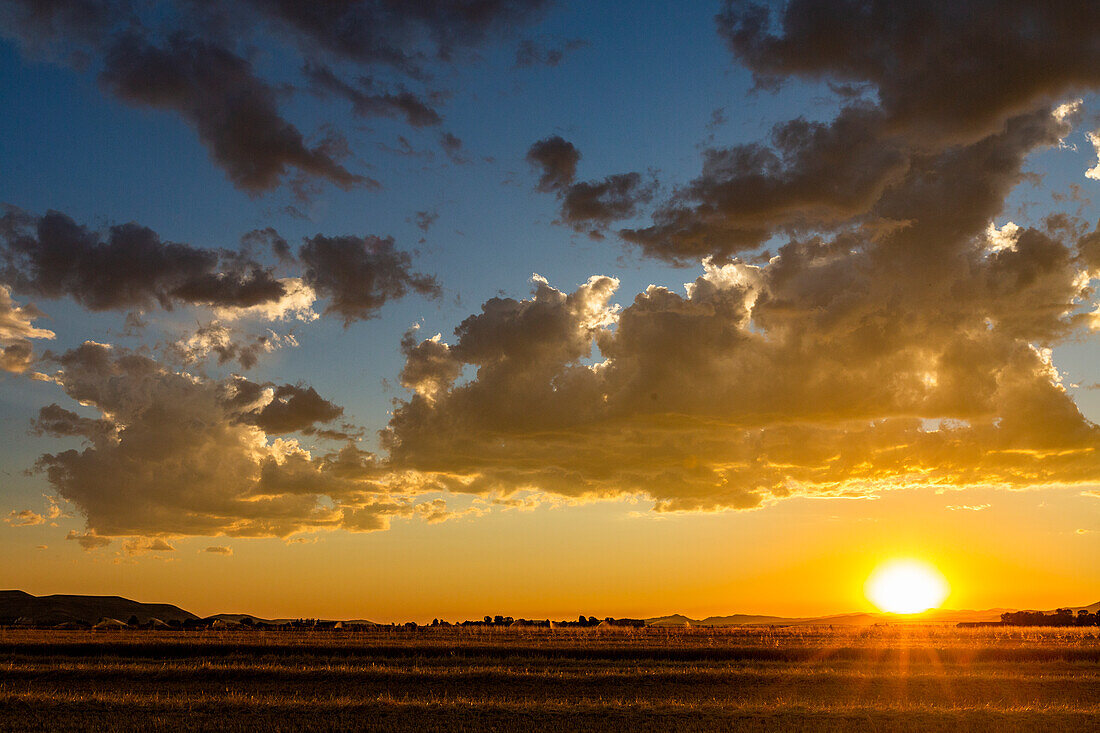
[1,625,1098,731]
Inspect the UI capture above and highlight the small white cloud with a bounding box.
[1086,130,1100,181]
[1052,99,1082,122]
[946,503,991,512]
[984,221,1020,253]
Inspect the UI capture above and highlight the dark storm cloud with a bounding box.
[299,234,441,324]
[0,0,552,193]
[240,383,344,435]
[1,208,438,328]
[622,106,906,262]
[560,173,656,238]
[526,135,580,192]
[616,1,1100,264]
[716,0,1100,144]
[0,208,286,311]
[527,137,653,237]
[303,63,442,128]
[33,403,114,441]
[102,34,364,193]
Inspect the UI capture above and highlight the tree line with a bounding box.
[1000,609,1099,627]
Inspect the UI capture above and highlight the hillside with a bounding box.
[0,590,198,625]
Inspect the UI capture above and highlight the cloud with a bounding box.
[0,284,54,372]
[617,3,1100,264]
[66,529,110,550]
[622,106,906,262]
[412,210,439,232]
[304,63,442,127]
[171,322,298,370]
[1087,131,1100,181]
[45,496,64,520]
[123,537,176,555]
[0,0,119,60]
[0,208,286,312]
[237,382,344,435]
[439,132,468,163]
[0,0,550,192]
[212,278,318,323]
[527,137,654,237]
[716,0,1100,145]
[559,173,656,238]
[33,403,115,441]
[1,208,433,325]
[384,171,1100,511]
[527,136,580,192]
[299,234,440,324]
[31,341,433,538]
[5,509,45,526]
[203,545,233,555]
[101,33,364,193]
[240,228,294,265]
[224,0,550,73]
[514,37,587,68]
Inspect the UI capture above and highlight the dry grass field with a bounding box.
[1,625,1098,731]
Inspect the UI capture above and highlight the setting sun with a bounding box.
[865,559,951,614]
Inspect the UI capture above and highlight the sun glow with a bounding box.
[865,559,950,614]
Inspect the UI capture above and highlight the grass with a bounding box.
[1,626,1097,731]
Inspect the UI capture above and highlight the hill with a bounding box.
[647,612,879,627]
[644,606,1085,627]
[0,590,198,626]
[208,613,380,626]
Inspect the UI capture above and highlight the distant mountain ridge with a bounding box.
[3,591,1096,627]
[0,592,379,627]
[0,590,197,625]
[646,603,1100,627]
[208,613,379,626]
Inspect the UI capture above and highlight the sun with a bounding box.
[865,559,950,614]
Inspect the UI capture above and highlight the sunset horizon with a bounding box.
[1,0,1098,729]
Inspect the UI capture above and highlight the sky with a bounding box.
[1,0,1098,622]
